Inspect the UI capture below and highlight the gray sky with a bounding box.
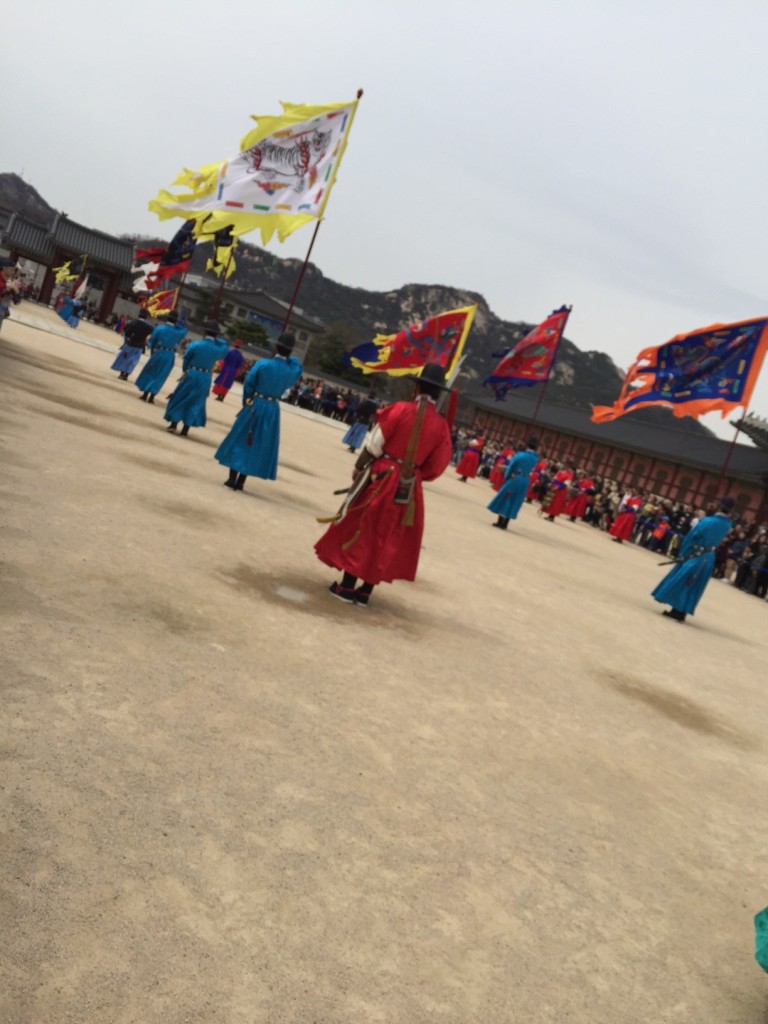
[5,0,768,438]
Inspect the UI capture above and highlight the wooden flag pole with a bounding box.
[529,305,572,428]
[211,244,236,321]
[715,409,749,496]
[282,87,364,332]
[281,218,323,331]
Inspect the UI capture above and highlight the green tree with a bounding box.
[308,320,388,390]
[228,319,268,347]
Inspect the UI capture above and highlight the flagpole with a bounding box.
[529,305,571,428]
[211,246,236,321]
[282,88,364,332]
[716,410,748,496]
[281,218,323,331]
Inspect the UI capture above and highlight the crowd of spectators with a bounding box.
[451,431,768,602]
[282,376,375,425]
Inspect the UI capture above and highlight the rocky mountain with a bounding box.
[180,241,709,434]
[0,171,710,434]
[0,172,56,225]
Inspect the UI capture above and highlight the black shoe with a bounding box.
[662,609,686,622]
[166,422,177,432]
[224,479,236,489]
[148,395,155,404]
[216,395,225,401]
[140,392,148,401]
[234,473,246,491]
[180,425,190,437]
[353,588,370,608]
[329,581,355,604]
[546,515,555,522]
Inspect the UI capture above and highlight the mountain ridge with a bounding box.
[0,171,710,436]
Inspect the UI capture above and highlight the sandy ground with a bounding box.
[1,304,767,1024]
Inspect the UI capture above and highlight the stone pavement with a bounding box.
[1,306,766,1023]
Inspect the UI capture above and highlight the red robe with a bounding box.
[609,496,642,540]
[526,461,548,500]
[489,448,515,491]
[456,445,481,479]
[543,469,573,517]
[315,400,452,585]
[564,477,595,519]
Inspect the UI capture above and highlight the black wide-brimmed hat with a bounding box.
[276,331,296,353]
[405,363,452,391]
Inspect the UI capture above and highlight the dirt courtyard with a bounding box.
[1,306,766,1023]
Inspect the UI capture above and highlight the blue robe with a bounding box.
[487,449,540,520]
[342,421,369,449]
[57,297,84,328]
[215,354,303,479]
[134,322,188,396]
[163,336,230,428]
[652,513,733,615]
[111,344,143,374]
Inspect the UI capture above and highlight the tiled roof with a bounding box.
[3,214,53,261]
[184,283,325,333]
[471,394,768,478]
[1,213,133,270]
[736,414,768,454]
[53,218,133,270]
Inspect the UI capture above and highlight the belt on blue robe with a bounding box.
[244,393,278,404]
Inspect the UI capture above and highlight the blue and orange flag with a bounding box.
[346,305,476,379]
[483,306,570,400]
[591,316,768,423]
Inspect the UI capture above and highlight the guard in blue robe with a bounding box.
[652,497,735,621]
[487,439,540,529]
[164,326,230,436]
[342,392,378,453]
[134,311,187,403]
[215,332,303,490]
[57,296,85,328]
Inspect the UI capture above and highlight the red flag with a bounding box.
[484,306,570,400]
[144,288,178,317]
[346,305,476,377]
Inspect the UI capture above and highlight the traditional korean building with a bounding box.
[1,211,133,320]
[179,279,325,364]
[465,394,768,521]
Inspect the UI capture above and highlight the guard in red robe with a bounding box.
[609,492,643,543]
[526,460,549,502]
[542,466,574,521]
[489,447,515,491]
[564,470,596,521]
[455,438,483,481]
[315,365,453,607]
